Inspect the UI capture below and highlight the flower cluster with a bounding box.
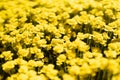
[0,0,120,80]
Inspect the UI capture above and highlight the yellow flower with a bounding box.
[104,50,117,58]
[7,73,18,80]
[105,9,113,16]
[39,74,48,80]
[37,39,47,47]
[79,11,90,24]
[18,65,28,73]
[79,63,92,76]
[104,25,114,31]
[92,52,103,58]
[75,58,85,66]
[66,18,77,25]
[35,52,44,59]
[83,51,93,59]
[32,35,40,46]
[93,31,106,45]
[107,59,120,74]
[2,61,16,72]
[74,39,89,52]
[66,49,76,59]
[1,51,13,60]
[41,64,58,79]
[14,58,27,66]
[68,65,80,75]
[63,74,75,80]
[99,58,108,70]
[57,54,66,65]
[1,35,10,44]
[96,11,104,16]
[0,17,4,24]
[53,44,64,53]
[15,34,24,42]
[91,47,101,53]
[17,73,28,80]
[29,75,42,80]
[61,12,70,19]
[66,58,77,66]
[5,23,17,32]
[30,46,41,54]
[24,37,32,45]
[27,60,37,68]
[36,61,44,67]
[51,39,64,46]
[112,74,120,80]
[90,16,105,29]
[18,48,29,57]
[102,32,110,40]
[27,70,37,78]
[108,42,120,52]
[58,25,65,34]
[1,0,120,79]
[88,59,100,70]
[77,32,86,40]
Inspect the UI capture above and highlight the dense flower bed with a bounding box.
[0,0,120,80]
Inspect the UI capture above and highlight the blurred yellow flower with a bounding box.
[57,54,66,65]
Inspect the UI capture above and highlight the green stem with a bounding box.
[102,70,107,80]
[107,72,112,80]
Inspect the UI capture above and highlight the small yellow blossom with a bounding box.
[83,51,93,59]
[74,39,89,52]
[35,52,44,59]
[68,65,80,75]
[66,49,76,59]
[36,61,44,67]
[77,32,86,40]
[30,46,41,54]
[66,58,77,66]
[112,74,120,80]
[88,59,100,70]
[18,65,28,73]
[14,58,27,66]
[53,44,64,53]
[93,31,106,45]
[1,0,120,80]
[27,60,37,68]
[99,58,108,70]
[108,42,120,52]
[66,18,77,25]
[2,61,16,72]
[27,70,37,78]
[17,73,28,80]
[57,54,66,65]
[41,64,58,79]
[37,39,47,47]
[104,50,117,58]
[63,74,75,80]
[51,39,64,46]
[1,51,13,60]
[107,59,120,74]
[18,48,29,57]
[39,74,48,80]
[29,75,42,80]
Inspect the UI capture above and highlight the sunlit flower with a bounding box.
[57,54,66,65]
[2,61,16,72]
[0,51,13,60]
[1,0,120,80]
